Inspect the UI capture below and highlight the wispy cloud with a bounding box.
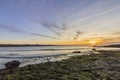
[28,32,58,39]
[73,31,83,40]
[71,3,120,28]
[111,31,120,35]
[0,24,58,39]
[0,24,26,33]
[41,21,68,36]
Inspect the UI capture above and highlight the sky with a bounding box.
[0,0,120,45]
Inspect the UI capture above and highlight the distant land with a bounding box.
[102,44,120,48]
[0,44,120,47]
[0,44,58,47]
[0,44,85,47]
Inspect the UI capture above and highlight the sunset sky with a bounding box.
[0,0,120,45]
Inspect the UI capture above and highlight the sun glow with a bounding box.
[87,39,102,46]
[88,40,98,46]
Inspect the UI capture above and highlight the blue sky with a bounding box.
[0,0,120,45]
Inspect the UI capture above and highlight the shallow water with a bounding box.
[0,46,119,69]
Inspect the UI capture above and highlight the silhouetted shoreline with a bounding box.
[0,44,86,47]
[0,44,57,47]
[0,44,120,47]
[102,44,120,48]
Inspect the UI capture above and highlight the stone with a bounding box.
[5,60,21,69]
[73,51,81,53]
[92,48,96,51]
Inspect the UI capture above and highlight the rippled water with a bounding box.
[0,46,119,69]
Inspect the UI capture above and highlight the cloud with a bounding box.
[71,4,120,28]
[111,31,120,35]
[28,32,58,39]
[0,24,58,39]
[0,24,26,33]
[41,21,68,36]
[73,31,83,40]
[103,37,120,41]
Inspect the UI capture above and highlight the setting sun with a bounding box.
[87,39,102,46]
[88,40,98,46]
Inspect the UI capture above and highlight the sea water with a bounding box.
[0,46,120,69]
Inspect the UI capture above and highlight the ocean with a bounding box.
[0,46,120,69]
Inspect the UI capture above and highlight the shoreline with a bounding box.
[0,50,91,69]
[0,50,120,80]
[0,49,120,69]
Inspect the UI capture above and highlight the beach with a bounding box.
[0,46,120,69]
[0,49,120,80]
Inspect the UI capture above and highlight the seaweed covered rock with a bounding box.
[5,60,21,69]
[73,51,81,53]
[92,48,96,51]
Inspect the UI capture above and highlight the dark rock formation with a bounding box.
[73,51,81,53]
[92,48,96,51]
[5,60,21,69]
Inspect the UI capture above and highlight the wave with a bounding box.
[0,47,90,52]
[0,53,69,59]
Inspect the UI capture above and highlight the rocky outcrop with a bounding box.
[5,60,21,69]
[92,48,96,51]
[73,51,81,53]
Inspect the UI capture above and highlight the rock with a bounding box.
[73,51,81,53]
[92,48,96,51]
[5,60,21,69]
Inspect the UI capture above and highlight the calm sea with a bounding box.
[0,46,119,69]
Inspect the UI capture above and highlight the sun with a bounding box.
[88,40,98,46]
[88,39,101,46]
